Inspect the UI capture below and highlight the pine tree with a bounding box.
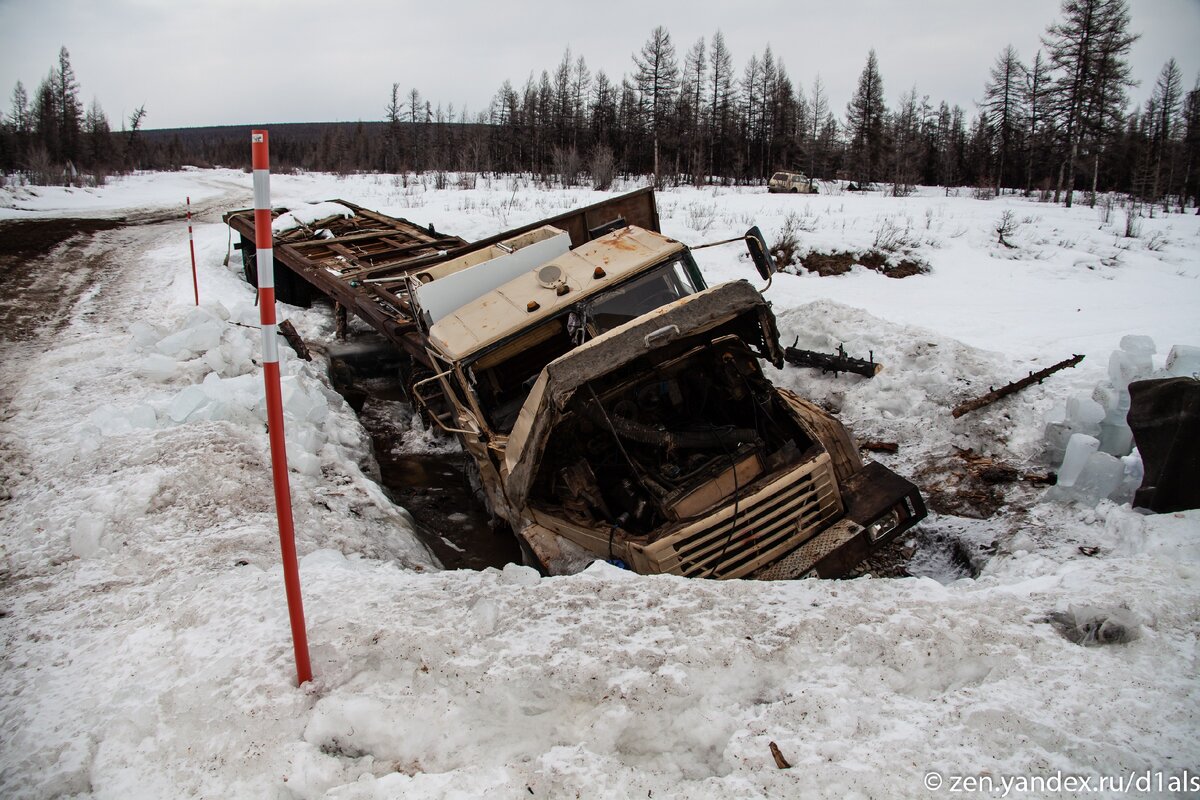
[7,81,31,168]
[56,47,83,163]
[590,70,617,147]
[34,74,60,165]
[83,98,111,168]
[845,49,887,184]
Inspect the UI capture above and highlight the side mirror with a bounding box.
[744,226,777,280]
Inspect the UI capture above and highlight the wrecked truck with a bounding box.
[225,189,925,579]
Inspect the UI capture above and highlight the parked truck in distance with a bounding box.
[225,189,925,579]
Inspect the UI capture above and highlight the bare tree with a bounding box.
[633,25,679,182]
[571,54,591,148]
[707,30,735,180]
[1021,50,1052,194]
[808,74,829,179]
[553,47,574,145]
[680,36,706,183]
[1148,58,1182,209]
[1043,0,1138,207]
[125,104,147,170]
[740,53,761,179]
[890,87,924,195]
[384,83,402,172]
[1181,76,1200,212]
[982,45,1025,192]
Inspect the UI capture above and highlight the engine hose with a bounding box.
[587,401,758,450]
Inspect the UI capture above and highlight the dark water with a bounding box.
[325,342,521,571]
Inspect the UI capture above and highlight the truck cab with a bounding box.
[411,223,924,579]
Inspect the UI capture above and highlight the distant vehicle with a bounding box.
[768,171,818,194]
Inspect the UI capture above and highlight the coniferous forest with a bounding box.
[3,0,1198,211]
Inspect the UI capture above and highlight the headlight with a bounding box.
[865,509,901,543]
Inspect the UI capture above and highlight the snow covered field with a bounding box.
[1,170,1198,798]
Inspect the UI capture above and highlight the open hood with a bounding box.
[503,280,782,509]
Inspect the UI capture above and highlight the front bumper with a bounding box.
[753,461,926,580]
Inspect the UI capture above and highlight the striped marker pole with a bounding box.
[187,196,199,306]
[252,129,313,686]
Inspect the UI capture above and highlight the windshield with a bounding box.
[467,252,704,434]
[585,255,700,335]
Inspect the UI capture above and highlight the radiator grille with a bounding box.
[640,454,842,579]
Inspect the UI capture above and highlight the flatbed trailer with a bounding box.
[222,189,660,367]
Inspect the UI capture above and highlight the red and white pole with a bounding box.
[187,196,199,306]
[252,129,313,686]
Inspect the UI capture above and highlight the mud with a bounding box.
[325,342,522,571]
[0,218,126,344]
[799,250,928,279]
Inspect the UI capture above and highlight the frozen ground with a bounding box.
[1,170,1198,798]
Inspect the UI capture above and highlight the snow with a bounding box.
[272,201,355,234]
[1,170,1198,799]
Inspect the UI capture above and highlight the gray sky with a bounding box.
[1,0,1197,130]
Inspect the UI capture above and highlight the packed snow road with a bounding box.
[0,170,1197,799]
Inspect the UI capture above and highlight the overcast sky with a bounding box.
[1,0,1197,130]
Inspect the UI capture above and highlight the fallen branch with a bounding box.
[785,339,882,378]
[860,440,899,453]
[952,354,1084,418]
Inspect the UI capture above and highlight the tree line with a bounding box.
[0,46,148,185]
[3,0,1199,211]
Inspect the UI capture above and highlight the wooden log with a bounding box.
[784,340,881,378]
[860,440,899,453]
[769,742,792,769]
[951,354,1084,418]
[277,319,312,361]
